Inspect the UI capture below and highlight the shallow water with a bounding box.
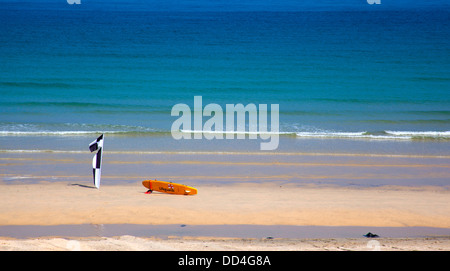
[1,150,449,187]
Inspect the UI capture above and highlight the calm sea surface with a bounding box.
[0,2,449,154]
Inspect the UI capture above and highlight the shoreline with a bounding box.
[1,224,449,239]
[2,149,450,187]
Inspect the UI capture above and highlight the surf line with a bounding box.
[171,96,279,150]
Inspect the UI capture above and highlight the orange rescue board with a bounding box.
[142,180,197,195]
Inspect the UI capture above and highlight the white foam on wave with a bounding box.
[1,125,448,141]
[295,131,408,140]
[180,129,295,135]
[295,130,450,140]
[0,131,120,136]
[385,131,450,137]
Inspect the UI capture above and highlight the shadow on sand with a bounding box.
[69,183,97,189]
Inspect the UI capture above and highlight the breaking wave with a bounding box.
[1,122,449,141]
[295,131,450,140]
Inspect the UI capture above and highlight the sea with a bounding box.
[0,1,449,156]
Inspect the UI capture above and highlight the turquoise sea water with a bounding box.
[0,1,449,154]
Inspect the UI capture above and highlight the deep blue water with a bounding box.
[0,1,449,151]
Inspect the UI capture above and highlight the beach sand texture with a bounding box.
[0,182,448,228]
[1,236,449,251]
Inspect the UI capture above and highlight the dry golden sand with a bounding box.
[0,236,449,251]
[0,182,449,227]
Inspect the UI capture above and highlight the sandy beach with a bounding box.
[0,149,449,251]
[0,182,449,227]
[0,181,449,250]
[1,235,449,251]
